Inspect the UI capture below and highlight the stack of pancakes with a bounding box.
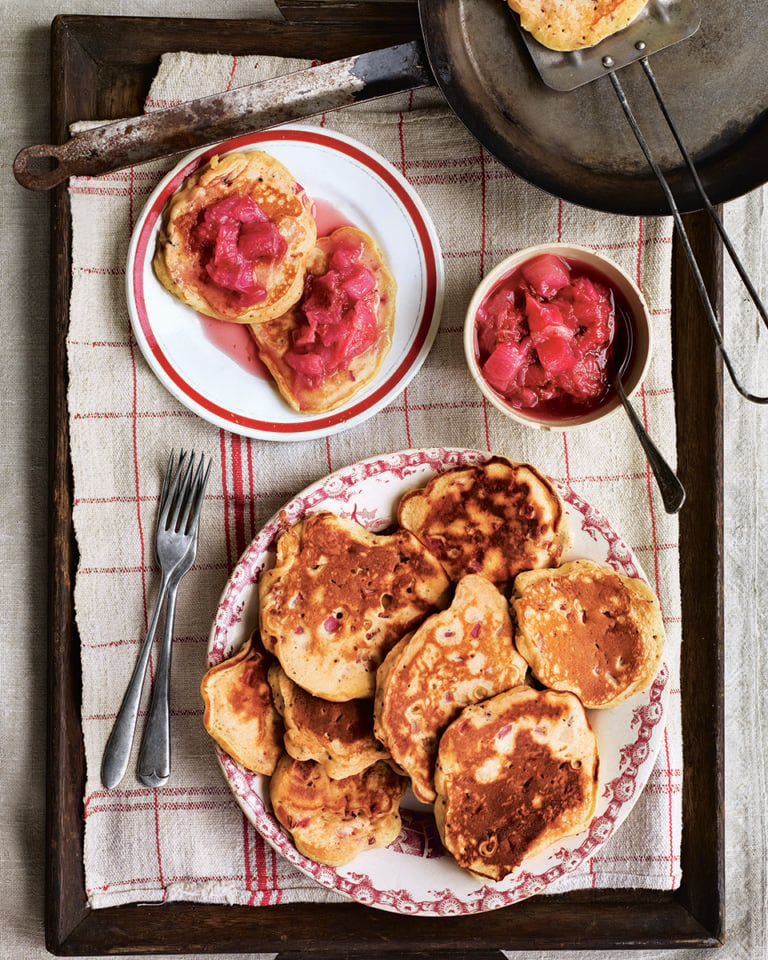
[153,150,395,413]
[202,456,665,878]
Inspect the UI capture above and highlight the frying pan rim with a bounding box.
[416,0,768,216]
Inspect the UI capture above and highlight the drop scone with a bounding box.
[259,511,451,701]
[200,632,284,775]
[375,574,528,803]
[153,150,317,324]
[268,663,389,779]
[250,226,396,413]
[512,559,665,708]
[398,457,569,590]
[269,755,408,866]
[434,686,599,880]
[506,0,649,51]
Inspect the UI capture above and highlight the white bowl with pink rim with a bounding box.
[463,243,652,431]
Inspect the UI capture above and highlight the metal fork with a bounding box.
[101,451,211,790]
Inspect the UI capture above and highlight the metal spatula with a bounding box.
[516,0,700,92]
[515,0,768,404]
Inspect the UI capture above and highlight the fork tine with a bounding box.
[178,454,206,534]
[159,449,187,528]
[185,455,212,536]
[168,451,195,532]
[156,450,177,526]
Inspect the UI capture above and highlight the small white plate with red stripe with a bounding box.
[208,448,670,915]
[126,126,443,441]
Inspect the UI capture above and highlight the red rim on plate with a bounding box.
[127,128,444,439]
[207,448,670,915]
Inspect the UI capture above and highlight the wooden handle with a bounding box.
[13,142,77,191]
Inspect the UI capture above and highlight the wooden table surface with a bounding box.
[2,2,766,959]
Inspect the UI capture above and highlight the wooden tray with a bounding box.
[47,3,724,955]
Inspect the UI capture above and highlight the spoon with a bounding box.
[606,299,685,514]
[612,369,685,515]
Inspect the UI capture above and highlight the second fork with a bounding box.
[101,450,210,790]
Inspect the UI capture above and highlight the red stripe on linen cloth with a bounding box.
[241,812,256,905]
[562,432,572,486]
[245,439,256,539]
[218,430,233,571]
[228,433,248,560]
[126,164,151,650]
[127,160,162,915]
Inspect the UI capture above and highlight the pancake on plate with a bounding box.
[153,150,317,324]
[434,685,599,880]
[250,225,396,413]
[398,456,569,590]
[268,663,389,779]
[507,0,649,51]
[512,559,665,708]
[200,631,284,775]
[259,511,451,701]
[269,755,408,866]
[374,574,528,803]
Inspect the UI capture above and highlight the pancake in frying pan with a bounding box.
[507,0,649,51]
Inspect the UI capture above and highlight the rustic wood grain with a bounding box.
[673,209,725,935]
[47,4,724,955]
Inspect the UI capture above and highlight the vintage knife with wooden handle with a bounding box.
[13,41,433,191]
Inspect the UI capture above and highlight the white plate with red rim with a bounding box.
[126,127,443,440]
[208,448,670,915]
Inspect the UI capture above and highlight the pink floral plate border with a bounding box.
[208,448,669,915]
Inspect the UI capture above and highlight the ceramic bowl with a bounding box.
[463,243,652,431]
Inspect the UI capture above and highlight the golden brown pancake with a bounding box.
[374,574,529,803]
[434,686,599,880]
[268,663,389,779]
[200,631,284,775]
[269,755,408,866]
[153,150,316,324]
[512,559,665,708]
[507,0,649,51]
[398,457,569,590]
[250,226,396,413]
[259,511,451,701]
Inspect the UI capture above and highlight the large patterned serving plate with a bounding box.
[208,448,669,915]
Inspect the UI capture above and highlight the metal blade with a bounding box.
[13,40,433,190]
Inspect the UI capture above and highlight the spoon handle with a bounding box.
[137,577,180,788]
[615,379,686,514]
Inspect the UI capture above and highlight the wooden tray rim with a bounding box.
[45,6,725,956]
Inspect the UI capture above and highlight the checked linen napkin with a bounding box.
[70,52,682,910]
